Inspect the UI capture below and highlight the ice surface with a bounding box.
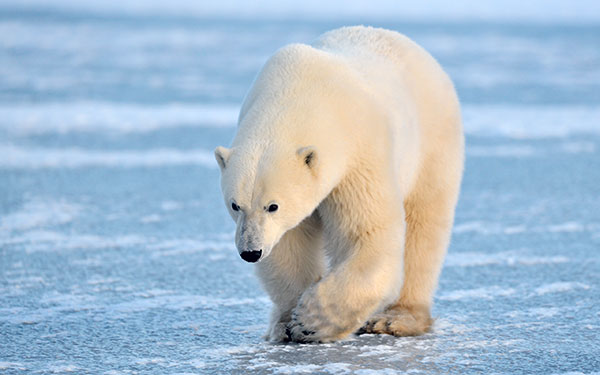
[3,0,600,23]
[0,102,239,135]
[0,144,215,169]
[1,3,599,375]
[534,282,591,296]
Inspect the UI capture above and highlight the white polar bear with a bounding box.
[215,26,464,343]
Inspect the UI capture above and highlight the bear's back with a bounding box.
[314,26,460,135]
[313,26,419,62]
[313,26,454,96]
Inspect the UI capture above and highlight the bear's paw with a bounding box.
[358,305,433,337]
[285,288,342,343]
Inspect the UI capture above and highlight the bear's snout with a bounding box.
[240,250,262,263]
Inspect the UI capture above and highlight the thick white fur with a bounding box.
[215,26,464,343]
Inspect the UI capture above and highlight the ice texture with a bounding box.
[0,3,599,375]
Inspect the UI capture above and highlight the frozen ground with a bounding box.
[1,4,600,375]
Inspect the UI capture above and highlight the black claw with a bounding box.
[294,335,310,344]
[301,329,315,336]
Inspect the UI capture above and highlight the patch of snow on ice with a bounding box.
[272,364,323,374]
[0,144,216,169]
[439,286,515,301]
[134,358,167,366]
[445,252,505,267]
[3,233,232,254]
[512,256,570,266]
[0,293,270,324]
[560,141,596,154]
[109,294,270,313]
[321,363,353,374]
[355,369,405,375]
[445,251,569,267]
[47,364,80,373]
[87,277,120,285]
[208,253,227,261]
[467,142,596,158]
[357,345,399,358]
[187,359,206,369]
[467,145,537,158]
[41,291,98,307]
[0,198,82,232]
[431,318,471,335]
[0,102,238,135]
[0,362,26,370]
[160,201,182,211]
[140,214,162,223]
[2,230,147,252]
[453,220,594,236]
[506,307,562,319]
[504,225,527,234]
[547,222,585,233]
[463,105,600,139]
[149,239,233,257]
[528,307,561,318]
[535,282,590,295]
[452,221,501,235]
[202,344,261,359]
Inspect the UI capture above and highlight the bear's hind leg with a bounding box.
[359,304,432,336]
[360,172,460,336]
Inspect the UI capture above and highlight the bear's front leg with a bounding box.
[286,280,362,343]
[287,221,405,342]
[286,236,403,342]
[264,307,292,342]
[287,174,406,343]
[286,259,397,342]
[255,212,325,342]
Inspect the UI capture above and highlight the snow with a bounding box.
[0,102,239,135]
[2,104,600,140]
[451,221,598,236]
[0,199,82,232]
[0,362,26,371]
[534,282,591,296]
[3,0,600,23]
[0,144,216,169]
[1,2,599,375]
[438,286,516,301]
[46,364,80,373]
[140,214,162,223]
[548,222,586,233]
[445,251,570,268]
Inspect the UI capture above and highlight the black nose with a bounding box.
[240,250,262,263]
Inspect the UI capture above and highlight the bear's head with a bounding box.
[215,144,321,263]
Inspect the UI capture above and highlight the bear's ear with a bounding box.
[214,146,232,170]
[297,146,318,171]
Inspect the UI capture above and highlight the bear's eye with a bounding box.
[231,202,240,212]
[267,204,278,213]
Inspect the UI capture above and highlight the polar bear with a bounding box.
[215,26,463,343]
